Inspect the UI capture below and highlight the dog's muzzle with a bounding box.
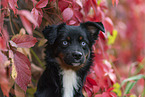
[72,51,83,61]
[64,51,84,66]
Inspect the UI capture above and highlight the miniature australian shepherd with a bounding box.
[35,21,105,97]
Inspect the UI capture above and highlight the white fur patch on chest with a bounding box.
[61,69,79,97]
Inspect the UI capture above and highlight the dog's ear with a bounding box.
[80,21,105,40]
[43,23,65,45]
[43,25,58,45]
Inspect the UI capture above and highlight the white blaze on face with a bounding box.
[61,69,80,97]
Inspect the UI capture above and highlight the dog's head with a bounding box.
[43,22,105,70]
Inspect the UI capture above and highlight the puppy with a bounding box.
[35,21,105,97]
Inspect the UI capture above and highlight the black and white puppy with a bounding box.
[35,21,105,97]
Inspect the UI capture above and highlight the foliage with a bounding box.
[0,0,145,97]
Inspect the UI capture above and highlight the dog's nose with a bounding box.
[72,51,82,60]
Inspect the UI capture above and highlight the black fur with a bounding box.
[35,21,105,97]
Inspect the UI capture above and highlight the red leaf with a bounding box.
[11,34,37,48]
[14,51,31,92]
[62,8,74,22]
[107,87,114,92]
[95,6,104,22]
[95,94,102,97]
[0,51,9,97]
[58,1,69,12]
[31,8,43,28]
[0,51,8,65]
[0,12,4,30]
[19,15,33,35]
[99,31,107,40]
[1,0,8,8]
[110,92,117,97]
[35,0,48,8]
[87,77,97,86]
[103,17,114,34]
[102,92,111,97]
[93,86,100,94]
[8,0,18,14]
[0,37,7,51]
[74,11,83,22]
[0,68,9,97]
[69,20,77,25]
[72,1,82,11]
[18,10,38,28]
[84,86,92,97]
[112,0,119,6]
[83,0,91,15]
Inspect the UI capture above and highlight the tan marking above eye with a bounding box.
[67,37,70,40]
[79,36,83,40]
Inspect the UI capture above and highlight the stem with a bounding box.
[46,11,63,21]
[142,83,145,97]
[129,62,138,77]
[134,59,145,75]
[9,14,15,35]
[30,48,45,68]
[33,30,43,38]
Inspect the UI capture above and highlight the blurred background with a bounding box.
[0,0,145,97]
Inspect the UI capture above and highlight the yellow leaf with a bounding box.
[130,94,137,97]
[19,28,26,35]
[112,83,122,96]
[11,59,17,80]
[97,0,102,5]
[113,83,120,89]
[108,30,118,45]
[38,38,47,47]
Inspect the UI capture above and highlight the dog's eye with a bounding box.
[62,41,68,46]
[81,41,86,46]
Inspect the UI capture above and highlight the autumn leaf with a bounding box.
[0,37,7,51]
[62,8,74,22]
[112,0,119,6]
[14,51,31,92]
[58,1,69,12]
[0,69,9,97]
[35,0,48,8]
[8,0,18,14]
[18,10,38,34]
[12,60,17,80]
[19,28,26,35]
[87,77,97,86]
[107,30,118,45]
[0,51,9,96]
[112,83,122,96]
[1,0,8,8]
[74,11,83,22]
[19,15,33,35]
[0,51,8,66]
[103,17,114,34]
[15,84,25,97]
[18,10,38,26]
[31,8,43,28]
[11,34,37,48]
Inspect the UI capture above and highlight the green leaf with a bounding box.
[124,81,137,94]
[134,58,145,75]
[121,74,145,87]
[27,87,37,95]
